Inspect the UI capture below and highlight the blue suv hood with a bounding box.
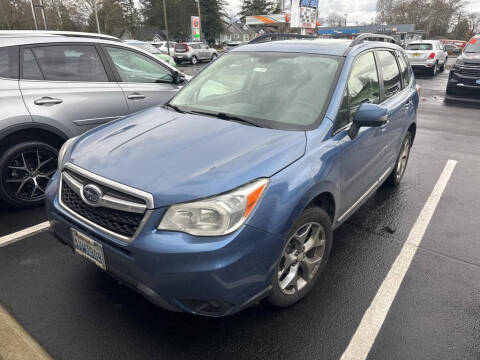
[69,107,306,207]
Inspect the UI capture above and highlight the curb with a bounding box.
[0,304,52,360]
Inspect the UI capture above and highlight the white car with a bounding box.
[151,41,176,56]
[405,40,448,76]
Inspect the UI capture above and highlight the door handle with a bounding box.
[34,97,63,105]
[127,93,146,100]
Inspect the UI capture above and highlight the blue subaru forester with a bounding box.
[46,35,418,316]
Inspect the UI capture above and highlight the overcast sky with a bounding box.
[226,0,480,24]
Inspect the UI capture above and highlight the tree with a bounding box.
[200,0,226,44]
[238,0,278,20]
[326,12,344,27]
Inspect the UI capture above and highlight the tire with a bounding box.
[268,207,333,308]
[430,63,437,76]
[211,53,217,61]
[191,56,198,65]
[0,141,58,208]
[385,132,412,187]
[439,62,445,72]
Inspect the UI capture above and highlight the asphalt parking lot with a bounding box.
[1,64,479,360]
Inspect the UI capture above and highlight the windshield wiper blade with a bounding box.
[164,103,186,113]
[190,110,262,127]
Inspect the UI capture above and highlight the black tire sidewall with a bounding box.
[191,56,198,64]
[268,207,333,307]
[0,141,58,208]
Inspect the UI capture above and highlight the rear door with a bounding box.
[334,51,389,221]
[19,43,129,137]
[375,49,407,166]
[103,45,179,114]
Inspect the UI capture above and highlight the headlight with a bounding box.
[57,137,78,170]
[158,178,269,236]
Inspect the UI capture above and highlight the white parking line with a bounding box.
[0,221,50,247]
[340,159,457,360]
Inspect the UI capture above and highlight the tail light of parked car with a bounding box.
[428,53,436,59]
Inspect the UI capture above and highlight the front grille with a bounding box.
[460,67,480,77]
[61,181,144,238]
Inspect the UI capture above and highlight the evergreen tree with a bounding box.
[238,0,278,20]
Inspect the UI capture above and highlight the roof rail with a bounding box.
[343,33,397,55]
[349,33,396,47]
[248,33,315,44]
[0,30,121,42]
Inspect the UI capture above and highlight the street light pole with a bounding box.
[162,0,171,56]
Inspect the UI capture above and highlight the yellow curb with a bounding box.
[0,304,52,360]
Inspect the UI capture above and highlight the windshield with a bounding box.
[464,38,480,53]
[406,43,433,50]
[170,52,342,130]
[130,42,160,54]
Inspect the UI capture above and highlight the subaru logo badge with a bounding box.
[82,184,102,206]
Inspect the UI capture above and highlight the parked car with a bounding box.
[405,40,448,76]
[151,41,176,56]
[446,35,480,98]
[46,35,418,317]
[0,31,187,208]
[174,42,218,64]
[123,40,176,67]
[443,43,461,56]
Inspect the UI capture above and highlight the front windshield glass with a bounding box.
[132,42,160,54]
[170,52,342,130]
[406,43,433,50]
[464,38,480,53]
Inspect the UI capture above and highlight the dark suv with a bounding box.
[447,35,480,99]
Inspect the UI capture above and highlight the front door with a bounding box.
[334,51,389,221]
[104,46,179,113]
[19,44,129,137]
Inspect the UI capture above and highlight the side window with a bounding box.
[106,46,173,84]
[22,48,44,80]
[24,45,108,82]
[0,46,19,79]
[397,51,410,88]
[335,51,380,131]
[377,50,402,100]
[401,52,414,86]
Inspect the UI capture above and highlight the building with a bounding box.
[317,24,424,46]
[216,21,257,44]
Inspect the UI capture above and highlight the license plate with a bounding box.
[177,55,184,58]
[413,53,420,57]
[72,229,106,270]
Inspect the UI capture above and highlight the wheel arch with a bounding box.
[0,123,69,154]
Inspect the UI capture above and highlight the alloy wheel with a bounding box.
[278,222,326,295]
[396,137,410,180]
[4,148,57,202]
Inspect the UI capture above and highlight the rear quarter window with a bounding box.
[0,46,19,79]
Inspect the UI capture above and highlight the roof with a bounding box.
[408,40,438,44]
[0,30,120,42]
[231,38,403,57]
[0,36,124,47]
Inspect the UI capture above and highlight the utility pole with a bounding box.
[344,13,347,26]
[162,0,171,56]
[30,0,48,30]
[195,0,202,42]
[93,0,101,33]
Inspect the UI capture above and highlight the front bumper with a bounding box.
[45,173,279,316]
[447,69,480,98]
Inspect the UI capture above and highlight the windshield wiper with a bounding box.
[164,103,186,113]
[190,110,262,127]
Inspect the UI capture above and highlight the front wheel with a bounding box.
[386,132,412,186]
[0,141,58,208]
[268,207,333,307]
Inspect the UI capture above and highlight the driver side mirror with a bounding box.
[348,103,388,139]
[173,71,186,85]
